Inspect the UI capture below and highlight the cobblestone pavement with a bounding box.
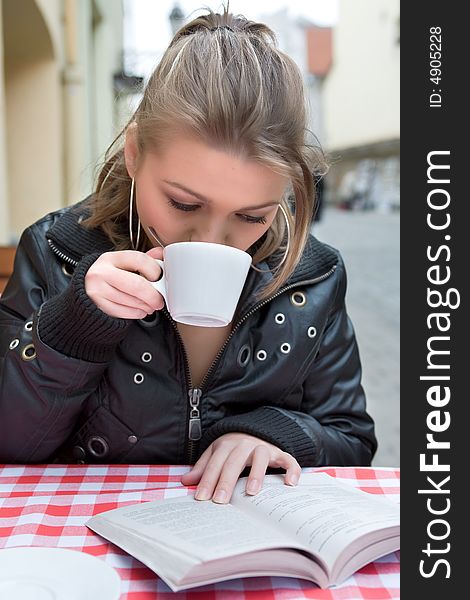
[312,207,400,467]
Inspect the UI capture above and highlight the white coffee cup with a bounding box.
[151,241,252,327]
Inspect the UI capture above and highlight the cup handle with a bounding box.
[150,259,168,305]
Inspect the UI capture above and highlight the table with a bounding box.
[0,465,400,599]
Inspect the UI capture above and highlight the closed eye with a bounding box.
[168,198,199,212]
[168,198,267,225]
[237,214,267,224]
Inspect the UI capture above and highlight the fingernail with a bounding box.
[195,487,210,501]
[287,474,300,486]
[213,489,227,503]
[246,479,259,494]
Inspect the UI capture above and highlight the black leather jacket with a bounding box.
[0,200,377,466]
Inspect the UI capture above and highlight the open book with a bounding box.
[86,472,400,592]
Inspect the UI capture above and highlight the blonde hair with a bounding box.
[84,4,327,299]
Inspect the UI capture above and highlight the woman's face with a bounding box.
[125,131,289,251]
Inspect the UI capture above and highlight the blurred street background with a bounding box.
[313,208,399,467]
[0,0,399,466]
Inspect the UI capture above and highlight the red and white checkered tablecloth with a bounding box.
[0,465,400,599]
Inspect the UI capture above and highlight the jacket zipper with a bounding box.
[47,239,79,267]
[48,240,336,465]
[163,311,203,464]
[167,263,337,464]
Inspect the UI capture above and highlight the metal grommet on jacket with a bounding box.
[61,263,74,277]
[24,321,33,332]
[280,343,291,354]
[237,344,251,367]
[128,435,138,444]
[134,373,144,384]
[87,436,109,458]
[275,313,285,324]
[21,344,36,361]
[141,352,152,363]
[139,312,160,327]
[290,291,306,307]
[308,326,317,338]
[9,339,20,350]
[256,349,267,361]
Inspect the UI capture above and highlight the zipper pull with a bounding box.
[188,388,202,441]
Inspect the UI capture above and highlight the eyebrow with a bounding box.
[163,179,280,211]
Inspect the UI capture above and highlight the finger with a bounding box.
[102,282,158,315]
[135,258,164,284]
[192,445,233,501]
[245,445,271,495]
[275,452,301,486]
[180,446,213,486]
[285,463,302,486]
[131,253,164,283]
[94,297,148,320]
[146,246,164,260]
[104,269,164,311]
[108,250,163,283]
[86,270,163,314]
[209,445,252,504]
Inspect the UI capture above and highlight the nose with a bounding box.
[191,221,229,245]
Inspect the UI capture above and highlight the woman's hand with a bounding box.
[180,432,301,503]
[85,247,165,319]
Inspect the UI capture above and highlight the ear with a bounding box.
[124,122,139,179]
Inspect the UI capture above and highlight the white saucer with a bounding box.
[0,547,121,600]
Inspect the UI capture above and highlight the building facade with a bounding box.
[0,0,124,244]
[322,0,400,211]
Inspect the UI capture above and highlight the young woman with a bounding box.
[0,8,377,504]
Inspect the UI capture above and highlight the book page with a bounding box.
[232,473,399,570]
[87,493,307,563]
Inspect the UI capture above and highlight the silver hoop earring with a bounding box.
[251,204,291,273]
[129,178,141,250]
